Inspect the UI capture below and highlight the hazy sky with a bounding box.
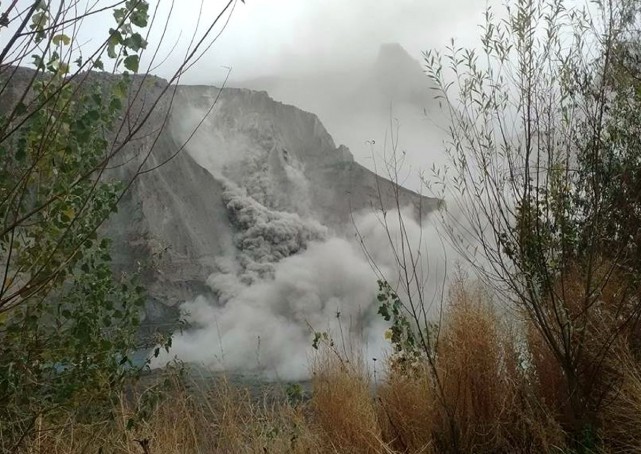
[114,0,487,189]
[0,0,486,187]
[0,0,489,188]
[152,0,487,83]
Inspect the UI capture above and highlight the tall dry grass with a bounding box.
[602,350,641,452]
[378,366,436,453]
[17,373,321,454]
[377,278,565,453]
[436,280,513,451]
[310,339,384,453]
[11,277,641,453]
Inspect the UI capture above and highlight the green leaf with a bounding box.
[123,55,139,72]
[30,11,47,30]
[52,34,71,46]
[107,30,122,59]
[109,97,122,112]
[130,2,149,27]
[58,62,69,74]
[85,110,100,122]
[32,54,45,69]
[113,7,127,23]
[125,33,147,51]
[378,304,391,321]
[14,102,27,116]
[15,139,26,161]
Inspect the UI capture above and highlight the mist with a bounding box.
[144,0,488,191]
[153,206,449,380]
[145,0,483,379]
[167,0,485,82]
[1,0,485,186]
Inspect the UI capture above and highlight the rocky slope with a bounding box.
[1,66,439,332]
[111,81,439,326]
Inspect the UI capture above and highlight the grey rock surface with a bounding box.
[1,66,440,329]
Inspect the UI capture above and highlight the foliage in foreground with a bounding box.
[420,0,641,448]
[0,0,233,450]
[0,2,153,450]
[9,278,641,454]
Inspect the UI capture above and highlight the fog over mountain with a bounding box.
[157,1,485,191]
[2,36,452,379]
[79,66,444,379]
[234,43,449,192]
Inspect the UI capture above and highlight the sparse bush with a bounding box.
[0,0,238,450]
[424,0,641,447]
[310,343,382,454]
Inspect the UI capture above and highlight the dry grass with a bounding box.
[378,366,436,453]
[602,350,641,452]
[436,280,512,452]
[429,279,564,452]
[12,277,641,453]
[18,374,321,454]
[310,347,384,453]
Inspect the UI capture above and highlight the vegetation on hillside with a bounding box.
[0,0,236,451]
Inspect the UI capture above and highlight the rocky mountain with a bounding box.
[1,66,439,345]
[373,42,431,106]
[101,75,439,329]
[237,42,432,111]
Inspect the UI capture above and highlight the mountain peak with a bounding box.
[373,43,428,104]
[376,43,415,65]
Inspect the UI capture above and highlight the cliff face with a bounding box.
[107,81,439,325]
[1,67,439,328]
[170,85,434,228]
